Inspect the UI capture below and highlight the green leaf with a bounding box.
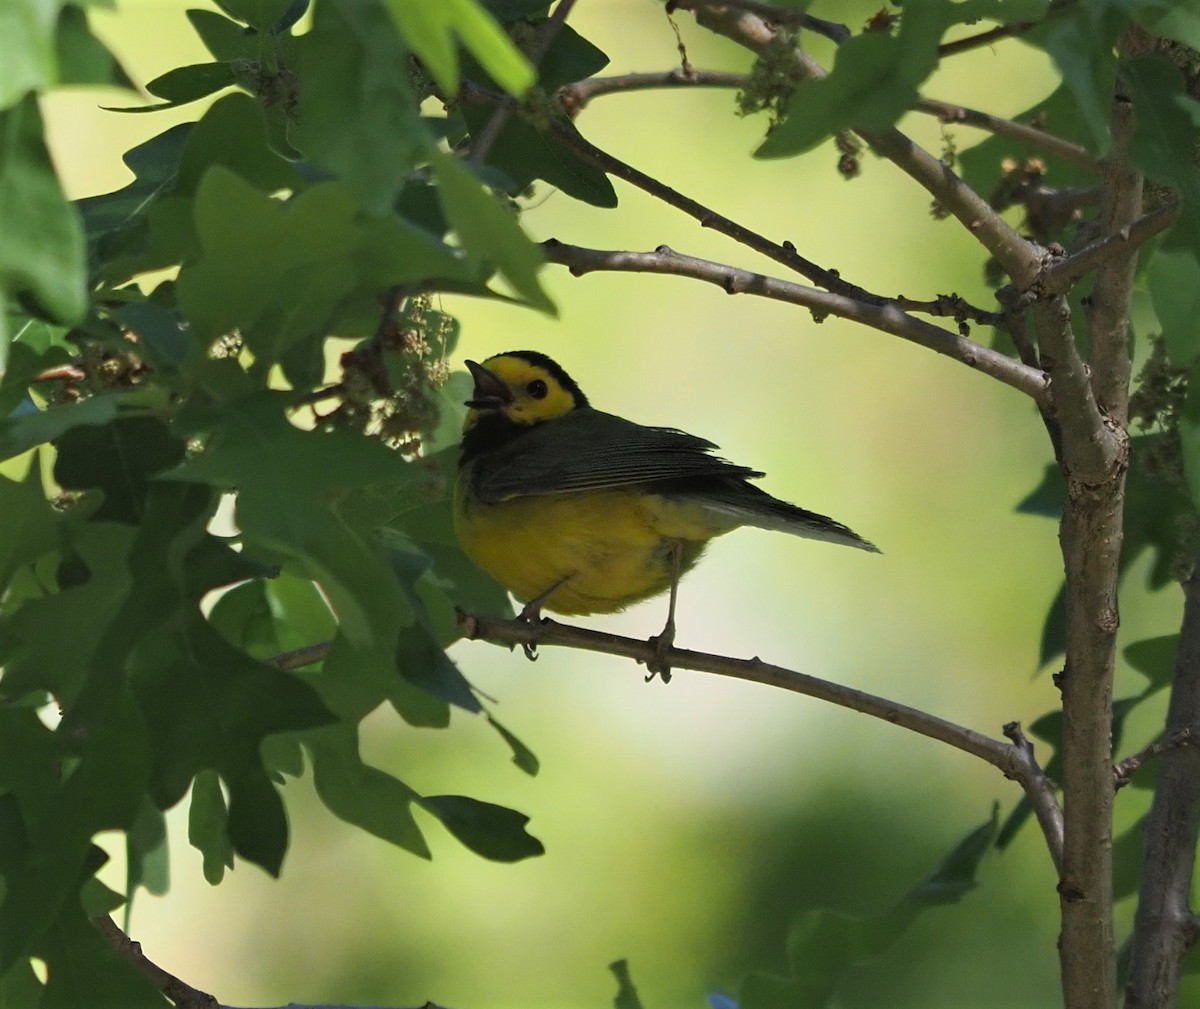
[0,523,135,706]
[744,808,998,1008]
[1042,5,1123,150]
[0,958,43,1008]
[757,3,949,159]
[125,799,169,900]
[55,6,135,91]
[534,22,609,90]
[610,960,646,1009]
[1112,816,1145,900]
[75,123,191,279]
[462,105,617,207]
[385,537,482,713]
[176,92,300,196]
[430,151,554,312]
[1178,373,1200,511]
[167,391,416,651]
[383,0,533,99]
[485,711,539,776]
[1135,0,1200,51]
[306,725,431,857]
[54,415,186,524]
[188,8,257,62]
[1149,247,1200,365]
[215,0,299,31]
[0,467,58,596]
[0,0,55,110]
[958,84,1096,221]
[1125,635,1178,691]
[188,770,234,885]
[1124,56,1200,254]
[0,94,87,371]
[36,902,164,1009]
[419,794,544,862]
[178,169,473,371]
[293,0,426,214]
[122,61,237,111]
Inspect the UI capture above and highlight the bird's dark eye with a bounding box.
[527,379,548,399]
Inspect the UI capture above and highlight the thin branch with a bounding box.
[542,239,1048,402]
[1114,727,1195,791]
[1045,202,1177,295]
[468,0,579,163]
[458,609,1066,867]
[915,97,1096,169]
[558,69,748,113]
[937,0,1075,57]
[534,108,857,295]
[668,0,850,42]
[559,71,1095,171]
[937,20,1041,57]
[1126,549,1200,1009]
[94,915,220,1009]
[1003,721,1065,872]
[672,0,1045,289]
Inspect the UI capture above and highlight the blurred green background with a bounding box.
[41,2,1182,1007]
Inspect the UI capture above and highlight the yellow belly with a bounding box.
[454,481,731,615]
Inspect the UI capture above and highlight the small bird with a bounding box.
[454,350,878,676]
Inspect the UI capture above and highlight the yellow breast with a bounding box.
[454,478,729,615]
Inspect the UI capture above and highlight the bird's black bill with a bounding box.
[464,359,514,409]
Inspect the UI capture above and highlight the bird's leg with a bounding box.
[645,541,683,684]
[516,573,574,660]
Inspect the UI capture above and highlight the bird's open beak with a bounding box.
[464,360,513,409]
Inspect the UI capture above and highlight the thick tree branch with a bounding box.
[1033,291,1119,479]
[672,0,1045,288]
[458,610,1065,868]
[542,239,1048,402]
[1086,82,1142,426]
[1126,551,1200,1009]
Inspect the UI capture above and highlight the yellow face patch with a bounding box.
[465,354,579,429]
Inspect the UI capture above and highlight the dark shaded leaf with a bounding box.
[188,770,234,885]
[463,105,617,207]
[55,6,136,91]
[306,724,430,857]
[146,62,237,105]
[611,960,646,1009]
[420,794,544,861]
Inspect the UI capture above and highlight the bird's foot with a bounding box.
[516,601,546,661]
[644,619,675,684]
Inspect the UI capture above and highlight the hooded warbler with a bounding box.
[454,351,878,670]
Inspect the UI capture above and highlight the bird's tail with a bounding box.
[695,484,880,553]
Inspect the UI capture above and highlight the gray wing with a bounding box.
[471,408,762,503]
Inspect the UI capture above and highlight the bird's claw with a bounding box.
[644,622,675,684]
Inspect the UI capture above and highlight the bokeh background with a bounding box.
[38,2,1183,1007]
